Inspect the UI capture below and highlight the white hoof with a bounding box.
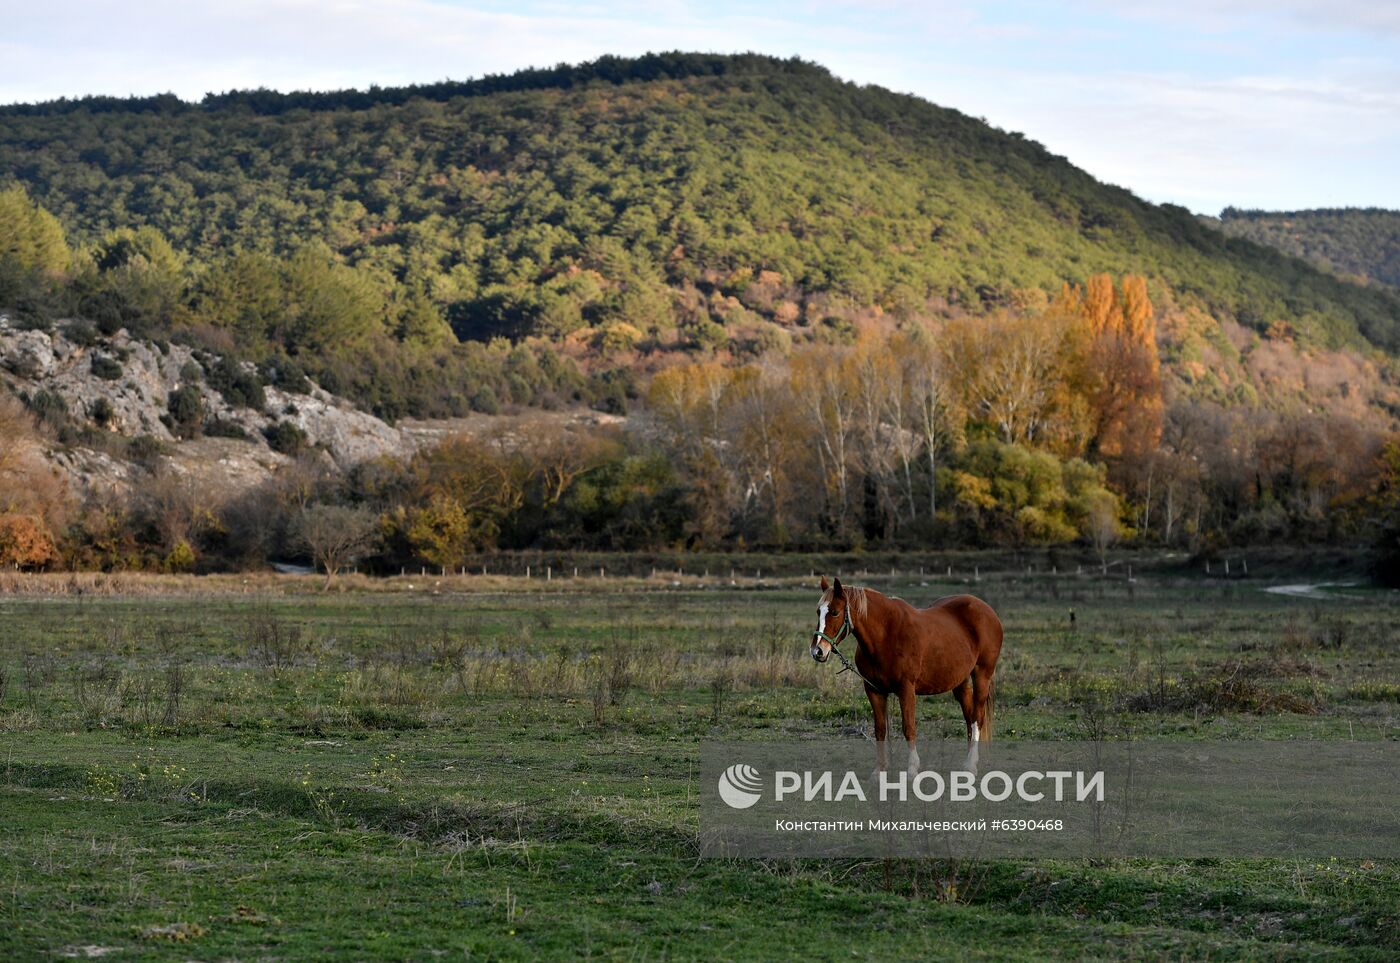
[962,740,980,775]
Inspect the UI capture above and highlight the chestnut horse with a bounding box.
[810,577,1002,772]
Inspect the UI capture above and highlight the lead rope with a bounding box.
[827,608,878,688]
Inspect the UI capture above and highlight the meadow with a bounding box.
[1,562,1397,960]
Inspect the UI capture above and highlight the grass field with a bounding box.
[1,564,1397,960]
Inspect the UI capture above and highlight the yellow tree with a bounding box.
[1060,274,1163,460]
[0,186,69,275]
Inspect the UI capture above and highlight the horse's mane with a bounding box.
[822,584,870,621]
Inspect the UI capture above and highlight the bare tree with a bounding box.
[728,361,795,532]
[296,504,379,587]
[143,464,213,552]
[1086,494,1121,573]
[899,326,962,524]
[941,311,1067,446]
[791,346,857,530]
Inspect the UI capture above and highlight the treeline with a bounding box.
[4,276,1396,575]
[1215,207,1400,290]
[0,52,813,117]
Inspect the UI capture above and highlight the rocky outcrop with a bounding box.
[0,315,422,499]
[0,315,628,501]
[0,316,414,464]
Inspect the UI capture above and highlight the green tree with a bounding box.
[0,185,69,274]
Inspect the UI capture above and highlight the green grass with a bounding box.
[0,567,1397,960]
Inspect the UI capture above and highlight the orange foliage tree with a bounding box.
[0,393,70,568]
[0,514,58,569]
[1054,273,1163,460]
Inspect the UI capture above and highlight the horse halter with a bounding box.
[816,604,875,686]
[814,603,854,651]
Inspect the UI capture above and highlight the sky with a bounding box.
[1,0,1396,214]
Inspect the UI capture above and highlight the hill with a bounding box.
[3,53,1400,413]
[1213,207,1400,290]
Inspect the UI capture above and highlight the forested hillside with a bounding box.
[3,53,1400,571]
[6,54,1400,382]
[1214,207,1400,290]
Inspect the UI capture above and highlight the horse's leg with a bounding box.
[972,667,994,743]
[866,687,889,772]
[952,676,977,742]
[952,675,981,773]
[899,683,920,775]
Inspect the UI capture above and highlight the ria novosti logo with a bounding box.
[717,764,764,809]
[715,762,1107,808]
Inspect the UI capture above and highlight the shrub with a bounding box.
[164,538,196,573]
[0,514,58,569]
[89,397,115,426]
[204,418,249,440]
[264,357,312,394]
[264,419,309,455]
[24,389,69,431]
[206,356,266,410]
[62,319,100,347]
[127,434,169,463]
[90,355,123,380]
[165,385,204,439]
[469,386,500,415]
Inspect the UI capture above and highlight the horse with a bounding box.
[810,576,1003,773]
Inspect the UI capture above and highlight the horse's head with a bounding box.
[811,576,849,663]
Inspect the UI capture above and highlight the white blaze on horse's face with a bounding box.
[811,601,832,662]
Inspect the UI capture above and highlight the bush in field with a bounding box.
[164,538,196,573]
[0,514,58,569]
